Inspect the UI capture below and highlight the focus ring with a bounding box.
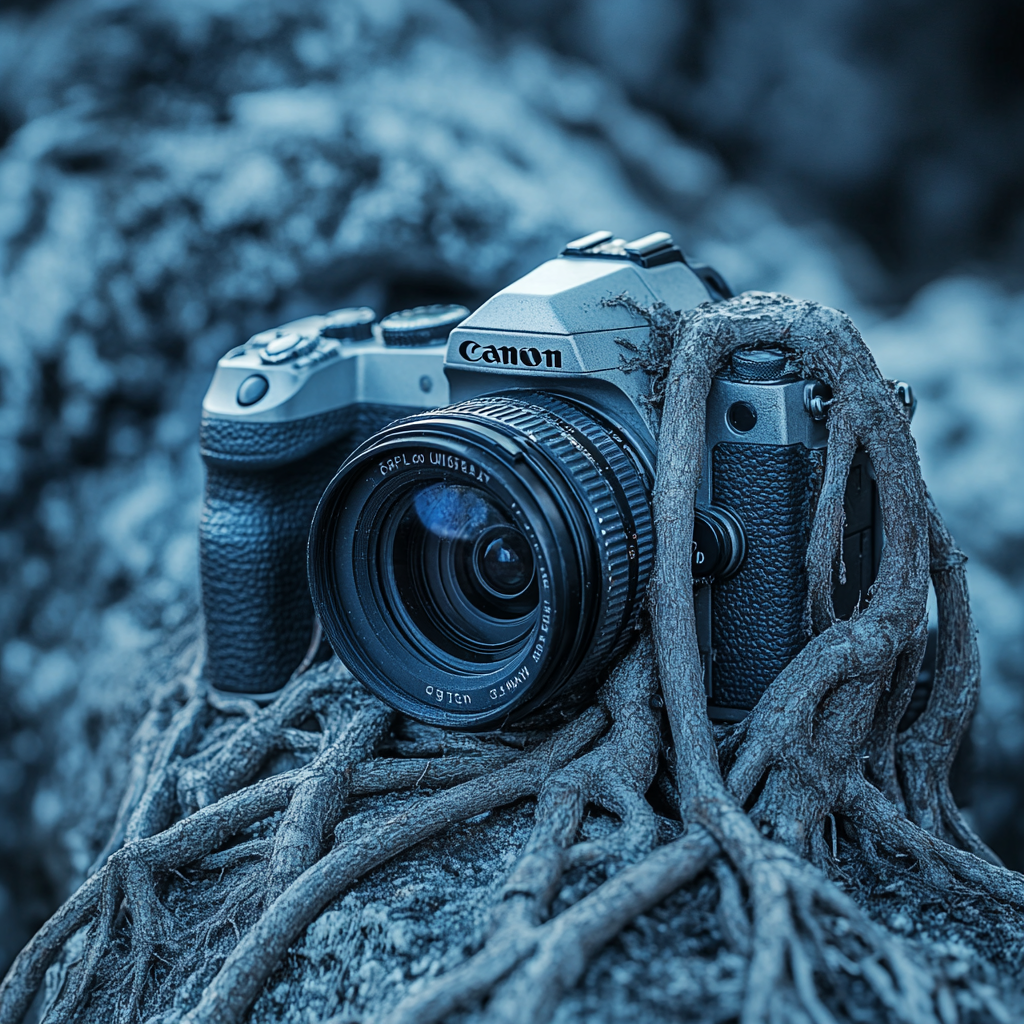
[528,395,655,641]
[449,394,654,691]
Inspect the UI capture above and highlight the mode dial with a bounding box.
[320,306,375,342]
[730,348,793,382]
[380,304,469,346]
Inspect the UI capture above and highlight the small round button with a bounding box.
[237,374,269,406]
[380,304,469,346]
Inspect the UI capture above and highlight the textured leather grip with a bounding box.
[710,443,817,711]
[199,405,411,694]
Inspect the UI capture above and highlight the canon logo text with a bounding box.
[458,339,562,369]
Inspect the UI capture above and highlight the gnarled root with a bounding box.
[646,293,1018,1023]
[383,633,661,1024]
[702,803,940,1024]
[3,292,1022,1024]
[182,706,606,1024]
[896,492,1001,864]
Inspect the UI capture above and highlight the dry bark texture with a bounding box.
[3,293,1023,1024]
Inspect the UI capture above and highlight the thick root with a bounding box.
[180,707,607,1024]
[3,293,1022,1024]
[740,846,938,1024]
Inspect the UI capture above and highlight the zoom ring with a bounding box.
[525,394,655,644]
[450,394,654,691]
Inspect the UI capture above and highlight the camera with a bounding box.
[199,229,880,728]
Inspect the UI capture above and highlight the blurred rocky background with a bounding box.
[0,0,1022,975]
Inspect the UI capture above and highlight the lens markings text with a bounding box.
[428,451,490,482]
[490,664,530,701]
[378,451,493,484]
[379,452,426,475]
[425,686,472,705]
[532,599,551,663]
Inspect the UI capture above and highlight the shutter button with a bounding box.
[237,374,269,406]
[260,331,318,364]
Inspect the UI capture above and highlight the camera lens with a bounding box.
[308,393,654,728]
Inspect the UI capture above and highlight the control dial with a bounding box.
[380,304,469,346]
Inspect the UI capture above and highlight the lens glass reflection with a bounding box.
[476,525,534,597]
[382,482,539,662]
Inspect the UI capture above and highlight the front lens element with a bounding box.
[387,482,539,657]
[475,525,535,598]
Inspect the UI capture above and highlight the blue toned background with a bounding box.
[1,0,1022,971]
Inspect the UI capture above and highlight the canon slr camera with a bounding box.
[199,229,881,727]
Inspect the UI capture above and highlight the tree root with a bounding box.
[181,708,606,1024]
[737,842,938,1024]
[381,633,660,1024]
[382,828,719,1024]
[2,292,1022,1024]
[644,292,1018,1023]
[841,774,1024,905]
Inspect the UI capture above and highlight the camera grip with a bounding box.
[199,440,354,694]
[710,443,817,711]
[199,405,411,694]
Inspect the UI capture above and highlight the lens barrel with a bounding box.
[308,393,653,728]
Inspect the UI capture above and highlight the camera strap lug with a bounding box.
[804,381,833,421]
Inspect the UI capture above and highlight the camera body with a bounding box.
[443,229,722,461]
[199,229,880,726]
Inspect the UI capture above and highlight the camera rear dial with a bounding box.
[308,393,653,728]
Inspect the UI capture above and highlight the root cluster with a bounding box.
[3,293,1023,1024]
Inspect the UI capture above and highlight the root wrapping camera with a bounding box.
[200,230,881,727]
